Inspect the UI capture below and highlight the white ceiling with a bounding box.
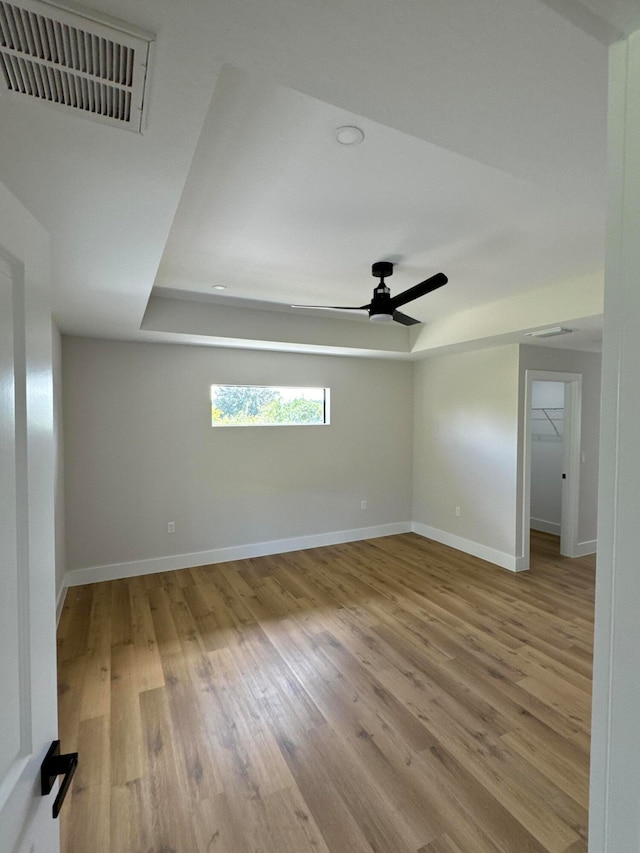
[538,0,640,41]
[1,0,635,358]
[155,65,605,321]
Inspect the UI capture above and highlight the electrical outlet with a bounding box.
[361,500,367,510]
[455,506,461,518]
[167,521,176,534]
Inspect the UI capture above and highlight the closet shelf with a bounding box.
[531,407,563,439]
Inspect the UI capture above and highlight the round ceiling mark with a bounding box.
[212,284,227,290]
[335,125,365,146]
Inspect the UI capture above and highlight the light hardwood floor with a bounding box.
[57,531,594,853]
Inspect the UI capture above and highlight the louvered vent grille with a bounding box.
[0,0,152,131]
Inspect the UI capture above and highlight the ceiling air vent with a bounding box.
[0,0,153,132]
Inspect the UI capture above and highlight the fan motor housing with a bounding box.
[372,261,393,279]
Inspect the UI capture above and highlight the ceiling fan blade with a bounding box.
[387,272,448,310]
[291,304,369,312]
[392,310,420,326]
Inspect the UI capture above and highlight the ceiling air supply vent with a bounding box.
[0,0,153,132]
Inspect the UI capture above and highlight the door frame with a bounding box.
[0,214,60,853]
[519,369,582,569]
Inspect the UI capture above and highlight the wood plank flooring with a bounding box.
[57,531,595,853]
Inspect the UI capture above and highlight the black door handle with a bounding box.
[41,740,79,818]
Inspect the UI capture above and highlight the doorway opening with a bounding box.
[530,380,565,538]
[518,370,583,570]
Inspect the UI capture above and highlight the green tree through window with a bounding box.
[211,385,328,426]
[213,385,279,418]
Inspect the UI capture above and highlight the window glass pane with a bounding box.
[211,385,329,427]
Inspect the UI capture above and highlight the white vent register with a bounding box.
[0,0,153,131]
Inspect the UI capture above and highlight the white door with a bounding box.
[0,253,61,852]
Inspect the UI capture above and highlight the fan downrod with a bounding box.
[372,261,393,280]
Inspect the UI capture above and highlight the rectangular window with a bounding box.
[211,384,330,427]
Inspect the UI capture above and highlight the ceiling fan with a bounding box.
[293,261,448,325]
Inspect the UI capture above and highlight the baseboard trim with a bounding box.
[574,539,597,557]
[62,522,592,590]
[531,518,561,536]
[64,522,412,587]
[411,522,524,572]
[55,581,67,626]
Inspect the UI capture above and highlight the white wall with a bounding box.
[530,381,564,534]
[63,337,413,579]
[413,345,521,569]
[63,336,601,583]
[531,379,565,409]
[519,345,601,548]
[530,440,563,531]
[412,343,600,570]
